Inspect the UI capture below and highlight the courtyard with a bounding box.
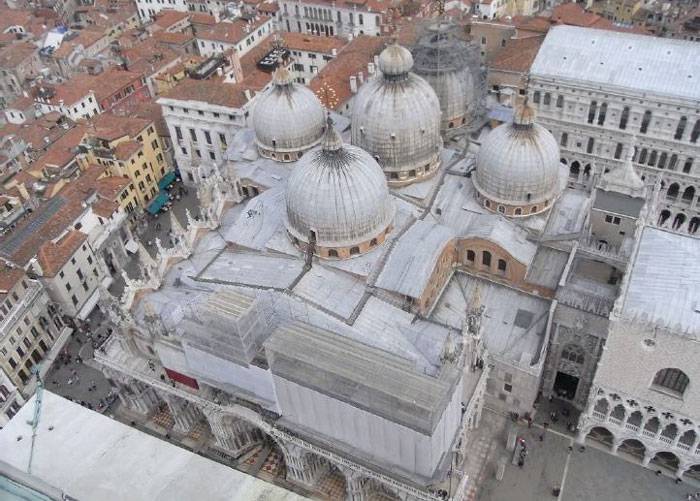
[476,409,694,501]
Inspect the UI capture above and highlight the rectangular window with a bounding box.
[189,129,197,142]
[87,256,93,265]
[219,133,227,147]
[76,269,84,280]
[504,383,512,393]
[71,295,78,306]
[204,130,212,144]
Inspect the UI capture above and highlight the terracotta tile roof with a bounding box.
[160,77,250,109]
[113,140,142,160]
[490,35,545,73]
[6,95,34,110]
[189,13,216,26]
[94,173,130,200]
[122,38,181,75]
[509,15,551,34]
[297,0,389,12]
[551,3,604,27]
[30,125,87,173]
[0,9,33,33]
[0,42,37,68]
[88,112,151,141]
[153,30,194,45]
[91,197,119,218]
[53,28,106,58]
[257,1,279,13]
[308,35,385,109]
[153,9,190,30]
[90,67,146,102]
[197,16,270,44]
[0,264,24,299]
[36,230,87,277]
[281,32,346,54]
[130,102,169,137]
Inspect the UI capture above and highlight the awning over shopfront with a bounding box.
[146,192,168,215]
[158,171,177,190]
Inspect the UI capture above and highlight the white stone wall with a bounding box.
[594,319,700,417]
[528,79,700,231]
[278,1,382,37]
[159,97,249,185]
[272,373,464,480]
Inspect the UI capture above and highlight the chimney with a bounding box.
[244,88,253,101]
[358,71,364,84]
[331,48,337,56]
[373,54,379,66]
[349,75,357,94]
[368,62,375,75]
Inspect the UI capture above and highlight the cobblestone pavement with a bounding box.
[44,309,115,412]
[471,408,693,501]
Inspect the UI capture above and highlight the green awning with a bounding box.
[158,171,176,190]
[146,192,168,215]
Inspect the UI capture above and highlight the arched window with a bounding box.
[658,152,667,169]
[667,183,680,200]
[349,246,360,255]
[482,251,491,267]
[560,132,568,147]
[328,249,339,257]
[587,101,597,124]
[484,199,491,208]
[638,148,648,164]
[640,110,652,134]
[561,344,585,364]
[683,158,694,174]
[648,150,657,166]
[675,116,688,140]
[682,186,695,203]
[531,206,538,213]
[466,250,475,262]
[691,119,700,143]
[556,95,564,108]
[370,238,378,246]
[497,205,505,213]
[619,106,630,130]
[586,137,594,154]
[652,368,689,396]
[543,93,551,105]
[533,91,541,104]
[514,208,522,216]
[597,102,607,125]
[497,259,507,272]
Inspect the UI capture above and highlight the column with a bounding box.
[611,440,620,455]
[162,393,199,434]
[343,470,366,501]
[642,450,654,467]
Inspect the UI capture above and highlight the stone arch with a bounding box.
[583,163,592,179]
[678,429,697,450]
[651,451,680,472]
[618,438,646,461]
[561,343,585,364]
[658,209,671,226]
[672,213,686,230]
[644,416,661,435]
[361,478,402,501]
[569,161,580,180]
[594,398,610,415]
[683,464,700,481]
[560,158,568,165]
[689,217,700,234]
[627,410,644,428]
[660,423,679,442]
[586,426,615,447]
[682,186,696,202]
[610,404,626,422]
[667,182,680,200]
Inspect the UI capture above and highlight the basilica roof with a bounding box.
[285,120,395,250]
[252,67,326,155]
[351,43,442,177]
[474,102,562,208]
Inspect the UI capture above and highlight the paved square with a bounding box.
[476,415,693,501]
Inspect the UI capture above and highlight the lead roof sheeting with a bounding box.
[264,321,455,434]
[531,26,700,101]
[593,190,644,218]
[622,227,700,335]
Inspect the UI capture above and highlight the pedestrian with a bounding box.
[539,433,544,442]
[527,416,533,428]
[579,445,585,452]
[543,422,549,430]
[676,478,682,484]
[655,470,662,476]
[568,445,573,453]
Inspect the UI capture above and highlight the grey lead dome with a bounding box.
[285,122,394,250]
[252,67,326,161]
[351,43,442,185]
[474,103,562,209]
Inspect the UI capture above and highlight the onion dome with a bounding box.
[285,118,394,259]
[411,22,475,131]
[252,66,326,162]
[351,43,442,187]
[474,101,562,217]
